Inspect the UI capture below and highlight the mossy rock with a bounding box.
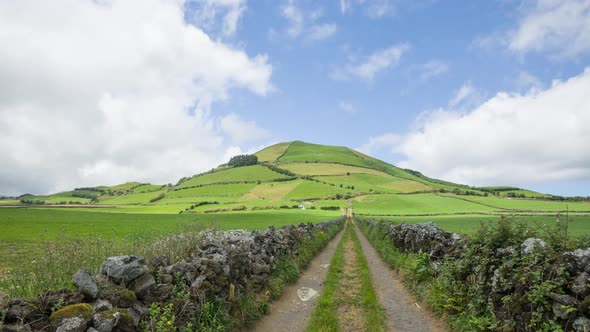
[99,308,135,332]
[49,303,93,323]
[99,286,137,308]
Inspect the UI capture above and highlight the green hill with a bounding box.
[8,140,588,219]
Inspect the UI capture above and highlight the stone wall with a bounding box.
[357,218,590,331]
[0,219,344,332]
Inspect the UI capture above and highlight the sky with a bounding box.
[1,0,589,197]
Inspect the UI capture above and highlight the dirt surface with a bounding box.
[336,234,366,332]
[252,228,345,332]
[353,225,449,332]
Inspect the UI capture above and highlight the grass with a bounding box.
[97,190,167,204]
[168,183,257,198]
[132,184,164,192]
[177,165,289,188]
[285,180,352,200]
[358,213,590,236]
[0,208,341,297]
[445,194,590,211]
[278,162,388,176]
[279,141,375,168]
[353,193,496,215]
[316,174,432,194]
[255,141,292,162]
[306,222,385,332]
[237,180,302,202]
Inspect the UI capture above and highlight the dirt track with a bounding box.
[252,220,448,332]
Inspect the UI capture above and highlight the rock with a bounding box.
[251,263,270,275]
[149,256,170,270]
[573,317,590,332]
[72,269,99,299]
[98,287,137,308]
[92,300,113,313]
[297,287,318,302]
[94,309,135,332]
[128,273,155,299]
[92,312,116,332]
[1,324,32,332]
[566,248,590,273]
[100,256,148,283]
[55,317,88,332]
[50,303,94,327]
[549,293,579,306]
[552,302,572,319]
[5,298,43,324]
[496,246,516,257]
[0,291,9,310]
[521,238,546,255]
[87,328,99,332]
[159,273,173,284]
[573,272,590,296]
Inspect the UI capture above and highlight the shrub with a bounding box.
[228,154,258,167]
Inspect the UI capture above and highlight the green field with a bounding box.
[97,190,167,205]
[448,194,590,212]
[316,174,432,193]
[279,141,375,168]
[363,214,590,236]
[255,141,291,162]
[284,180,352,200]
[177,165,288,188]
[353,193,496,215]
[278,162,387,176]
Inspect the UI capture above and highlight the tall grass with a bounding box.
[2,221,210,297]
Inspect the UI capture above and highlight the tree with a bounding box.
[228,154,258,167]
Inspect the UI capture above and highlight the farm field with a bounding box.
[447,194,590,211]
[0,207,342,286]
[177,165,288,188]
[352,193,497,215]
[363,214,590,235]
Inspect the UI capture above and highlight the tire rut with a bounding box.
[353,225,449,332]
[252,228,345,332]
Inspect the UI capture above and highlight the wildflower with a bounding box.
[166,321,172,326]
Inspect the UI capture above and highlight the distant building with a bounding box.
[298,205,306,210]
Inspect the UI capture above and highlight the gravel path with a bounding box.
[252,228,345,332]
[353,224,448,332]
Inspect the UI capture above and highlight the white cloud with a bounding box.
[340,0,352,14]
[332,43,410,81]
[185,0,246,36]
[449,82,475,107]
[308,23,338,41]
[338,0,395,18]
[366,0,395,18]
[0,0,272,195]
[418,60,449,80]
[479,0,590,58]
[367,68,590,186]
[515,71,543,91]
[357,133,401,156]
[281,0,304,38]
[338,101,357,114]
[279,1,337,41]
[220,113,271,144]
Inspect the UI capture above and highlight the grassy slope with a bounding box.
[448,194,590,211]
[353,193,497,215]
[178,165,288,188]
[285,180,352,200]
[279,141,375,168]
[316,174,432,194]
[237,180,302,202]
[279,162,388,176]
[255,141,291,162]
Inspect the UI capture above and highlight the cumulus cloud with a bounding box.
[418,60,449,81]
[0,0,273,195]
[332,43,410,81]
[357,133,401,156]
[365,68,590,186]
[185,0,246,36]
[279,1,337,41]
[219,113,271,144]
[509,0,590,58]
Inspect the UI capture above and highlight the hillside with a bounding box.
[4,141,589,221]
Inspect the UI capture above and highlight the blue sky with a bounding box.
[0,0,589,196]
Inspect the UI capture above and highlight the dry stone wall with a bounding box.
[358,218,590,331]
[0,219,344,332]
